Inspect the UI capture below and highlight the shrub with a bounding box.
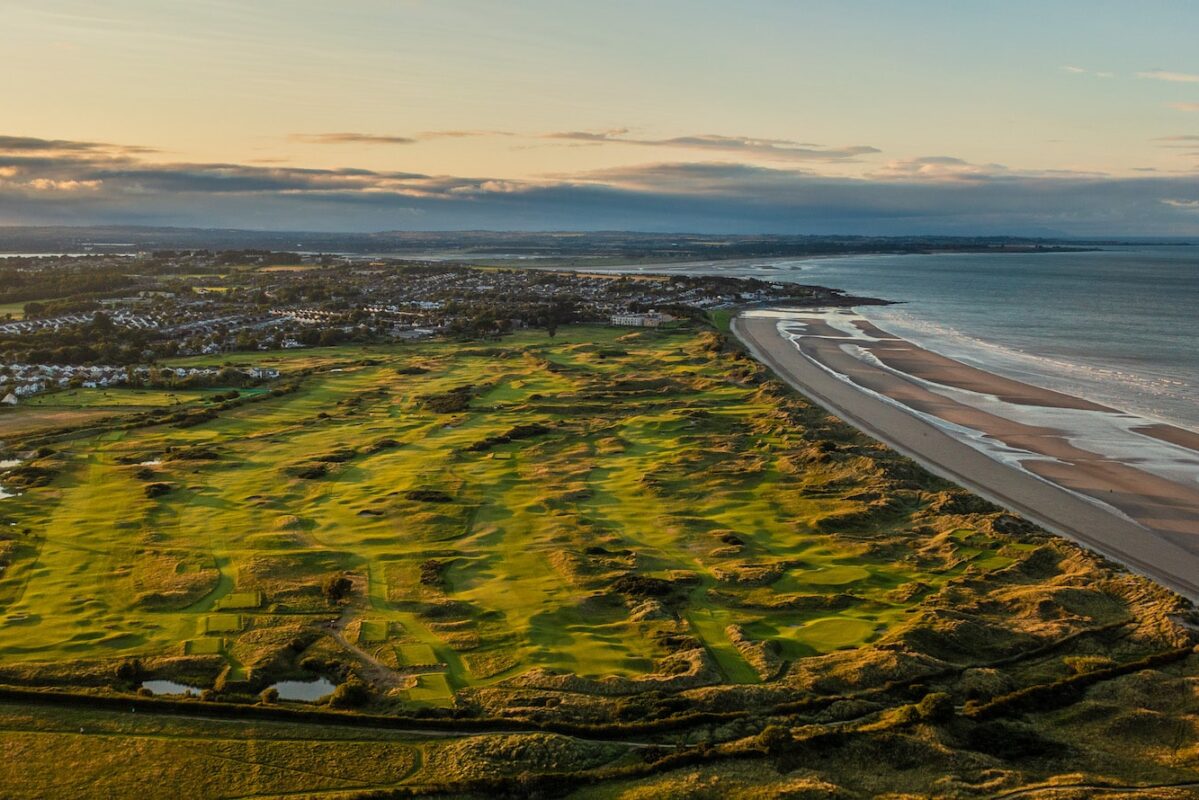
[419,385,474,413]
[259,687,279,704]
[328,679,370,709]
[287,463,327,480]
[916,692,954,722]
[114,658,141,682]
[611,574,675,598]
[420,559,448,587]
[965,720,1060,760]
[144,482,172,498]
[322,574,353,603]
[1063,655,1114,675]
[316,449,356,463]
[164,446,220,461]
[404,489,453,503]
[757,725,794,755]
[299,656,326,672]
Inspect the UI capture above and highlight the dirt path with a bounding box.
[321,605,408,691]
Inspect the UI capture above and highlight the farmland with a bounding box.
[0,323,1196,797]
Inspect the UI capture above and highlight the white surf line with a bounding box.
[759,305,1199,487]
[854,304,1199,436]
[765,308,1199,484]
[773,319,1150,528]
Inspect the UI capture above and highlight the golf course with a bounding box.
[0,323,1196,797]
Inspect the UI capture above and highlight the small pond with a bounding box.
[0,459,19,499]
[142,679,200,696]
[270,677,335,702]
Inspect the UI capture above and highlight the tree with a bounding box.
[322,574,353,603]
[328,679,370,709]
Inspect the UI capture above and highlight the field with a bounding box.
[0,324,1196,797]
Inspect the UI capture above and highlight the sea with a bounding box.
[611,246,1199,432]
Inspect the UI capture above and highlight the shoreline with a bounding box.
[732,310,1199,601]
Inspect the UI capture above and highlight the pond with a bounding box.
[270,677,335,702]
[0,459,19,500]
[142,679,200,696]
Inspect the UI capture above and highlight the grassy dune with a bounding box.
[0,324,1196,797]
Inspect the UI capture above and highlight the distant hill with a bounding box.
[2,225,1183,258]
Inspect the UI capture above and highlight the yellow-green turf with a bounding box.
[0,302,27,320]
[0,326,996,700]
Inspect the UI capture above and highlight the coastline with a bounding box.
[732,309,1199,601]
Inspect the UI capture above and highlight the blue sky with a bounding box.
[3,1,1199,234]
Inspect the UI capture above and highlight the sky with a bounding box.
[3,0,1199,235]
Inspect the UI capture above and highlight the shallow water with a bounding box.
[142,679,198,696]
[270,677,335,702]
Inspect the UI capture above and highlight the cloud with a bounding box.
[540,130,879,162]
[0,135,155,155]
[3,133,1199,236]
[292,130,516,145]
[1168,102,1199,112]
[291,133,418,146]
[864,157,1109,182]
[287,128,878,161]
[1139,70,1199,83]
[416,130,515,139]
[868,156,1006,181]
[1062,66,1114,78]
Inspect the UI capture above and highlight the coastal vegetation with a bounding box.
[0,323,1195,797]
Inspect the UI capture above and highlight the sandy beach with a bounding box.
[734,309,1199,600]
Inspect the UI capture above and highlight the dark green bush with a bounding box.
[328,679,370,709]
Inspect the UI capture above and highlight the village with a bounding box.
[0,363,281,406]
[0,251,828,401]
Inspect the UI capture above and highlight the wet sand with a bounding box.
[734,311,1199,600]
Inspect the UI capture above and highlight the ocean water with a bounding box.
[632,246,1199,431]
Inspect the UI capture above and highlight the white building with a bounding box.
[610,312,664,328]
